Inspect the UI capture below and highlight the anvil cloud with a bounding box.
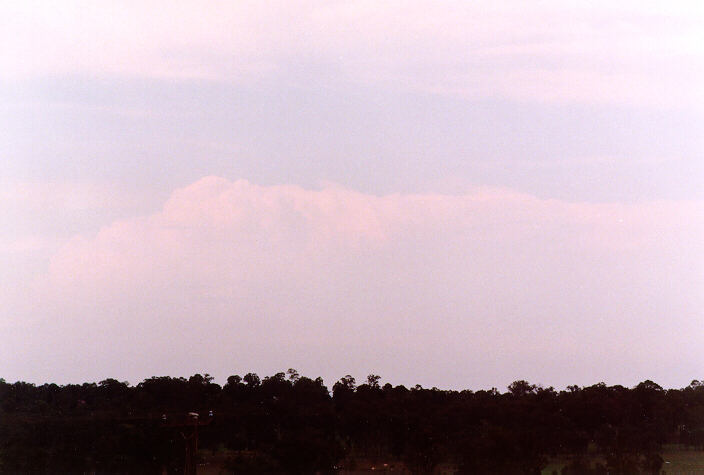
[2,1,702,106]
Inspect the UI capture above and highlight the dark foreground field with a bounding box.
[2,373,704,474]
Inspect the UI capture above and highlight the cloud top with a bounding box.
[19,176,700,388]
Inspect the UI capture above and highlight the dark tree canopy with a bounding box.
[1,373,703,473]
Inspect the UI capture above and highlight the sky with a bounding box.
[1,1,703,390]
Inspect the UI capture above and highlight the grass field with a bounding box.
[541,447,704,474]
[660,448,704,473]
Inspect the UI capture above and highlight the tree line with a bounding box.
[1,372,704,473]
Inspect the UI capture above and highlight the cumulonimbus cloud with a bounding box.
[31,176,702,388]
[49,176,701,284]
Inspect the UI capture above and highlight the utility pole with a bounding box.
[181,413,199,475]
[161,411,213,475]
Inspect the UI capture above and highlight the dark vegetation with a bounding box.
[1,372,704,474]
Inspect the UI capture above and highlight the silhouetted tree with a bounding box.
[1,374,703,473]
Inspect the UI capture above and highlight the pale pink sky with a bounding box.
[1,1,702,389]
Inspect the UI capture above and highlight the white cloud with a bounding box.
[4,176,700,388]
[1,1,702,106]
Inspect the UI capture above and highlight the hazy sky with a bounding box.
[1,1,703,390]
